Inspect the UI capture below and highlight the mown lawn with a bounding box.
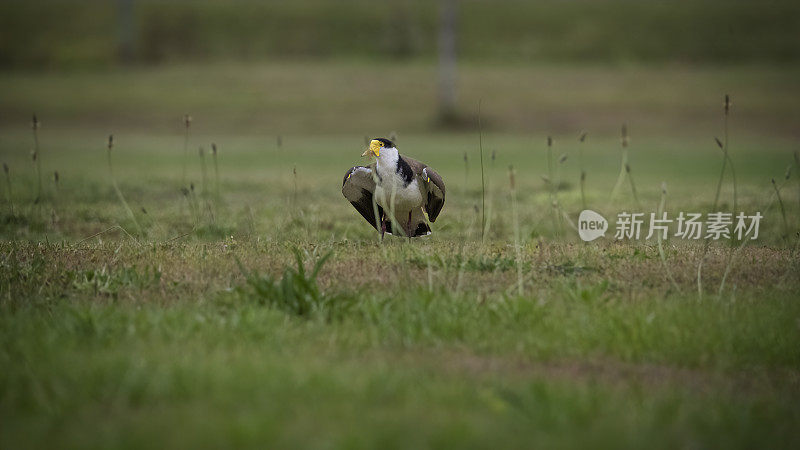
[2,238,799,449]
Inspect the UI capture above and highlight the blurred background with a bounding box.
[4,4,800,448]
[4,0,799,68]
[0,0,798,137]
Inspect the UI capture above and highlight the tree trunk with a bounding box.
[437,0,458,125]
[117,0,136,62]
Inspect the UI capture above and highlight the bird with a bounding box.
[342,138,446,238]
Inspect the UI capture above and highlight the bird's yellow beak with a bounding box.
[361,140,381,158]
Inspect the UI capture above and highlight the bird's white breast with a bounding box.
[374,179,422,212]
[374,149,423,212]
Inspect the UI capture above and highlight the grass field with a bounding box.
[1,62,799,448]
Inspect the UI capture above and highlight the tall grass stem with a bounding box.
[199,147,209,197]
[106,135,142,235]
[626,164,641,209]
[656,182,680,293]
[609,124,629,203]
[772,178,789,239]
[32,115,42,202]
[579,130,587,210]
[509,166,523,296]
[181,115,191,187]
[3,163,13,215]
[478,100,486,242]
[212,143,221,203]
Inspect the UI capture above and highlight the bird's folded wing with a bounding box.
[403,156,446,223]
[342,165,380,230]
[420,166,446,222]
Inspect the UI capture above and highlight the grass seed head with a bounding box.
[31,150,37,162]
[107,135,114,150]
[32,114,40,130]
[581,170,586,181]
[714,137,723,148]
[491,150,496,162]
[579,130,588,142]
[183,114,192,128]
[784,165,792,180]
[625,163,631,173]
[2,163,8,174]
[724,94,731,115]
[558,153,568,164]
[199,146,204,157]
[509,165,516,189]
[211,143,217,155]
[53,171,59,183]
[547,136,553,147]
[463,152,468,163]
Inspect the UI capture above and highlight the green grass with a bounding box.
[1,61,799,448]
[2,242,799,449]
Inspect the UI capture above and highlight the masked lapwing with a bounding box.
[342,138,446,238]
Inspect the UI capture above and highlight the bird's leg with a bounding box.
[407,210,413,239]
[380,217,386,241]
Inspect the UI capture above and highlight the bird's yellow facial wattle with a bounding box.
[361,140,382,158]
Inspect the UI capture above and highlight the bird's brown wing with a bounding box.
[405,157,446,222]
[342,164,381,230]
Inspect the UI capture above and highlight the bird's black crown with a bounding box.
[374,137,395,148]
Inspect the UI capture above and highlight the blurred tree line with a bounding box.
[1,0,798,69]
